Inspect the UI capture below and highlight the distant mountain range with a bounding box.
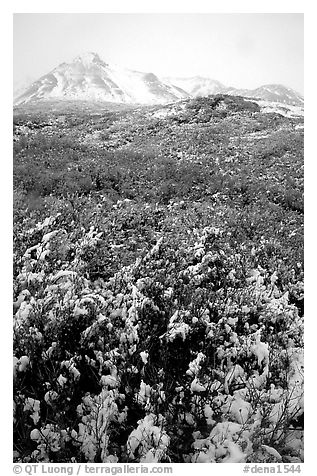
[14,52,304,107]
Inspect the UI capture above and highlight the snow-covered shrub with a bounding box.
[127,413,170,462]
[13,208,303,463]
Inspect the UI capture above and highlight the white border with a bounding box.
[2,3,313,475]
[7,0,307,14]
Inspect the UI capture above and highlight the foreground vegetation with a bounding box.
[13,95,304,463]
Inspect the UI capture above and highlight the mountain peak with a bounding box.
[14,52,189,106]
[13,52,303,107]
[74,52,104,66]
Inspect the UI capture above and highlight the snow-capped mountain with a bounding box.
[14,52,190,106]
[165,77,303,107]
[14,52,304,107]
[163,76,226,97]
[13,76,36,101]
[224,84,304,107]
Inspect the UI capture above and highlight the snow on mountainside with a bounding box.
[163,76,226,97]
[13,76,35,100]
[166,77,303,107]
[252,99,304,118]
[225,84,304,107]
[14,52,304,108]
[14,52,190,106]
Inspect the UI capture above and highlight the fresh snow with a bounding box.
[14,52,304,108]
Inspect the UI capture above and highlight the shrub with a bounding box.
[13,214,303,463]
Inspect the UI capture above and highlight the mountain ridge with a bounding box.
[14,52,304,107]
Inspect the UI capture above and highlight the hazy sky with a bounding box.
[13,13,304,93]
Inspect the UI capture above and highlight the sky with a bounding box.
[13,13,303,93]
[13,13,304,94]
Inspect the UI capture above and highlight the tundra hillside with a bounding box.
[13,94,304,463]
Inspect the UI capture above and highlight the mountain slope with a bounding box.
[165,76,303,107]
[14,52,303,107]
[163,76,226,97]
[14,52,190,106]
[225,84,304,107]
